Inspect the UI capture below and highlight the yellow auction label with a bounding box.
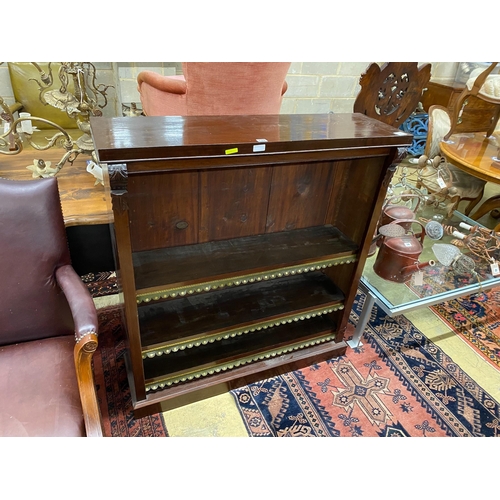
[225,148,238,155]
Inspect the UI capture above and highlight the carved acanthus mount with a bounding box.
[108,163,129,213]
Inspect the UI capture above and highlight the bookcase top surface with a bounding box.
[90,113,412,163]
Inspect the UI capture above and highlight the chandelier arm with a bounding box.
[18,117,73,143]
[1,116,73,156]
[25,131,72,151]
[54,148,82,174]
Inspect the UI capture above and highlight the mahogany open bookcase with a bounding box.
[90,113,411,417]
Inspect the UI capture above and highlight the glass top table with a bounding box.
[348,210,500,347]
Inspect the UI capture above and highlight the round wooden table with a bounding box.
[440,132,500,230]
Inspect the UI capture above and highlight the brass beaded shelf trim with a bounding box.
[141,303,344,359]
[144,332,337,392]
[136,254,357,304]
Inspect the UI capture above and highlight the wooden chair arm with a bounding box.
[445,63,500,141]
[74,332,103,437]
[55,265,103,437]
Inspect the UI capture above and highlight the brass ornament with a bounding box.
[144,332,338,392]
[0,62,113,177]
[136,254,357,304]
[141,303,345,359]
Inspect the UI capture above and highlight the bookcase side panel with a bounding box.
[107,163,147,401]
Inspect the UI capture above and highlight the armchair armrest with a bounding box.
[56,264,98,336]
[55,264,103,437]
[137,72,188,116]
[137,71,187,94]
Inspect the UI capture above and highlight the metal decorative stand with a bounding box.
[399,111,429,156]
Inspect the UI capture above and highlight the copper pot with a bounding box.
[370,194,422,253]
[373,219,435,283]
[379,194,421,230]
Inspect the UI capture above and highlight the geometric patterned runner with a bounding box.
[93,306,169,437]
[431,287,500,370]
[407,257,500,369]
[232,291,500,436]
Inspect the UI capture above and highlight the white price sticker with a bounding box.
[437,177,447,189]
[413,271,424,286]
[491,262,500,276]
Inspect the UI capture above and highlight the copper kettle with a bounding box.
[379,194,421,230]
[369,194,422,254]
[373,219,435,283]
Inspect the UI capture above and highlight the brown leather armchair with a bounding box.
[0,177,102,437]
[137,62,290,116]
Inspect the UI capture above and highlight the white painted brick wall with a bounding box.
[282,62,369,113]
[0,65,15,106]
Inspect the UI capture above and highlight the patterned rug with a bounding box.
[82,271,118,298]
[231,291,500,437]
[93,306,169,437]
[86,271,500,437]
[406,256,500,370]
[431,288,500,369]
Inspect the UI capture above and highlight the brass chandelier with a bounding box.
[0,62,113,178]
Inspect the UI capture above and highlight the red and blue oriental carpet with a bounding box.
[93,306,169,437]
[231,291,500,437]
[407,256,500,370]
[431,288,500,370]
[87,272,500,437]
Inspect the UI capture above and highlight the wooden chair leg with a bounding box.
[464,189,486,216]
[469,194,500,221]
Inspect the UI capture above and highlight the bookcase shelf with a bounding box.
[139,271,345,357]
[143,314,339,392]
[133,224,358,303]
